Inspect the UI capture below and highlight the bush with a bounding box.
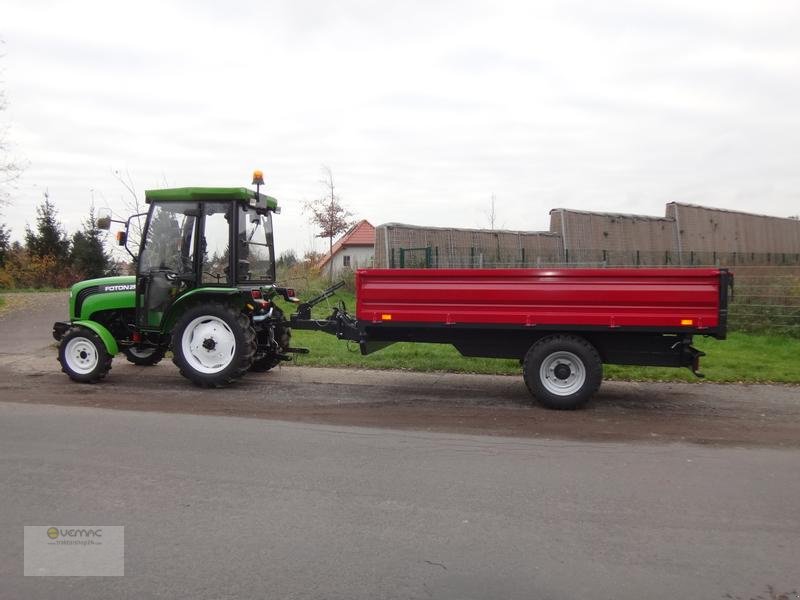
[0,248,83,289]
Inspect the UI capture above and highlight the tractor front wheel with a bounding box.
[171,303,256,388]
[58,327,113,383]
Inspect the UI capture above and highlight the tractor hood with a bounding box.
[70,275,136,321]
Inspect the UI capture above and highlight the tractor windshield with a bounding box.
[138,202,197,276]
[237,206,274,282]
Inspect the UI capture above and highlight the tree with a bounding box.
[304,166,352,281]
[277,249,298,270]
[0,221,9,267]
[1,43,22,205]
[25,191,70,261]
[484,193,498,230]
[70,205,110,279]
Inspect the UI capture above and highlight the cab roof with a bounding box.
[144,187,279,212]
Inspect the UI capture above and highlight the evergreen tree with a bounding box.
[70,205,109,279]
[25,191,70,261]
[277,249,298,269]
[0,222,9,267]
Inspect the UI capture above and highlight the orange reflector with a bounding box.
[681,319,694,326]
[381,314,392,321]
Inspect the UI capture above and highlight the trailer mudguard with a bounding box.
[72,320,119,356]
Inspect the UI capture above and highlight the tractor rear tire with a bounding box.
[522,334,602,410]
[58,327,113,383]
[123,345,166,366]
[171,303,256,388]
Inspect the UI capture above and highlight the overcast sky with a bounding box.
[2,0,799,256]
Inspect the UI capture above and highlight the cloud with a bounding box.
[1,0,799,251]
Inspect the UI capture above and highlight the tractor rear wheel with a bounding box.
[123,345,166,366]
[171,303,256,388]
[58,327,113,383]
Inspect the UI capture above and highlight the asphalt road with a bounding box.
[1,402,799,600]
[1,291,799,599]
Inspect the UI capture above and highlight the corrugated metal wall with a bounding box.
[375,223,563,268]
[376,204,800,268]
[668,203,800,253]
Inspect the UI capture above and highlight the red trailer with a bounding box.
[291,268,732,410]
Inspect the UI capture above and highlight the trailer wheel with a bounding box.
[523,335,602,410]
[58,327,113,383]
[123,345,166,366]
[171,303,256,388]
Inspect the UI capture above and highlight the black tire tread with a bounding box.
[122,346,167,366]
[58,327,113,384]
[172,303,256,388]
[522,334,602,410]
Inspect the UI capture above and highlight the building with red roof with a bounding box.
[317,219,375,277]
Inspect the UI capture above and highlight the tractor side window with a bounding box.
[139,202,196,275]
[238,207,273,282]
[202,203,233,285]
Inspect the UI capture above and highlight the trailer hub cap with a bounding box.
[182,316,236,374]
[64,337,99,375]
[540,351,586,396]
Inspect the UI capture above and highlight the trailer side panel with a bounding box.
[356,268,728,337]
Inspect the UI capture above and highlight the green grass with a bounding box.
[286,290,800,384]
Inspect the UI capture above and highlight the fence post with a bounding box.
[390,248,395,268]
[470,247,475,268]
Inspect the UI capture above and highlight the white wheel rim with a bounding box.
[539,350,586,396]
[181,315,236,374]
[64,337,100,375]
[128,346,156,358]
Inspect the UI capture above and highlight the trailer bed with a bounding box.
[355,268,729,336]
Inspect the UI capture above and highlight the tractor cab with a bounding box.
[133,187,279,329]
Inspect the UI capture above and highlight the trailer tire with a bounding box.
[58,327,113,383]
[523,335,602,410]
[172,303,256,388]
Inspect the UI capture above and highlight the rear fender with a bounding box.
[72,320,119,356]
[162,288,243,333]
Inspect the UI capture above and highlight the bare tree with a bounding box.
[304,165,353,281]
[109,168,147,255]
[485,193,497,230]
[0,42,23,205]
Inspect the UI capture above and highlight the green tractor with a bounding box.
[52,173,305,387]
